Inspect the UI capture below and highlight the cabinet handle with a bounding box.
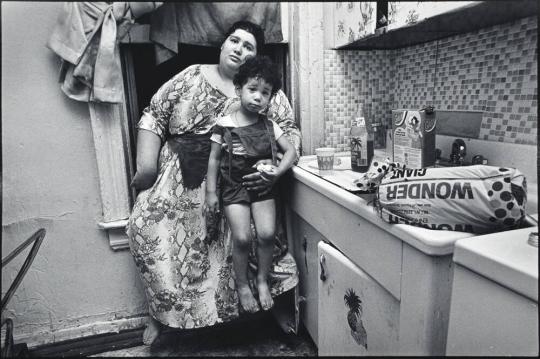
[319,254,327,281]
[302,236,308,270]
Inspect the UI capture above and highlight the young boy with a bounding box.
[204,56,297,313]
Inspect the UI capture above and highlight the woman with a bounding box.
[126,21,302,345]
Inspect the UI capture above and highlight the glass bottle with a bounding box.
[350,104,374,172]
[375,0,389,34]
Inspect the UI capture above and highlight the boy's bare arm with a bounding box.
[273,136,296,176]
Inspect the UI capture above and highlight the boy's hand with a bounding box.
[252,155,283,169]
[203,192,220,215]
[257,164,280,184]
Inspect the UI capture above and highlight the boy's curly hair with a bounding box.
[233,56,282,97]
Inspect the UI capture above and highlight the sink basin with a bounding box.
[453,225,539,302]
[447,225,539,355]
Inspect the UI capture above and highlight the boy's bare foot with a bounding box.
[142,317,161,345]
[257,280,274,311]
[237,285,259,313]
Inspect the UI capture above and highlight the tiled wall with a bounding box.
[323,16,538,151]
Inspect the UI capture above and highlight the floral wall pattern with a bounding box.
[387,1,477,30]
[333,2,376,48]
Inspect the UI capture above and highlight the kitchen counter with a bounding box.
[295,149,538,250]
[296,151,477,256]
[286,150,537,355]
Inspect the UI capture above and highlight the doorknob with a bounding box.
[319,254,327,281]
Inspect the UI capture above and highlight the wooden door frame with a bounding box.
[288,2,326,155]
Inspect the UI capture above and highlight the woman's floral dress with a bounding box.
[126,64,302,329]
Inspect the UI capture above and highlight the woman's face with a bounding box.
[219,29,257,71]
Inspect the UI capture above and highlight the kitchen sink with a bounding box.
[446,223,539,355]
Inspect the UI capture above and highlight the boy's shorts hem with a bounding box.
[221,184,276,205]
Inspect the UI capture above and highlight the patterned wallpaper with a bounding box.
[323,16,538,151]
[332,2,376,48]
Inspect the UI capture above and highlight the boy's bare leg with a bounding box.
[143,316,162,345]
[251,199,276,310]
[224,203,259,313]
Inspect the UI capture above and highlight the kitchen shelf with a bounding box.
[336,0,538,50]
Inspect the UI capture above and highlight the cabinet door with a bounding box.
[318,242,400,356]
[288,210,327,346]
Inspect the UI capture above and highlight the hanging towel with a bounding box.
[149,2,283,64]
[47,2,162,103]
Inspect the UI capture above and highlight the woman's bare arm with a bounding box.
[131,129,161,190]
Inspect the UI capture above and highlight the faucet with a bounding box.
[450,139,466,165]
[472,155,488,165]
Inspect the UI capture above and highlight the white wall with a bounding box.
[1,2,147,347]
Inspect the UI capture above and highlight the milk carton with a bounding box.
[391,108,436,168]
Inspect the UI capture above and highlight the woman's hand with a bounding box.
[203,191,220,215]
[244,133,297,196]
[242,171,273,196]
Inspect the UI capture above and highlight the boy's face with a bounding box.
[236,77,273,113]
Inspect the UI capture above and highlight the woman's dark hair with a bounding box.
[223,21,265,54]
[233,55,282,96]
